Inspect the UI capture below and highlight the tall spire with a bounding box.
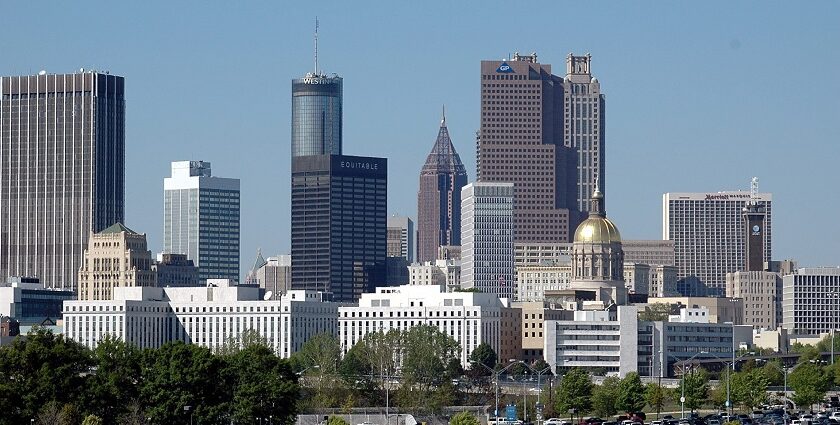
[441,105,446,127]
[590,175,604,217]
[314,17,319,75]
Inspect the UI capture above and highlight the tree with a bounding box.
[591,377,620,418]
[469,343,497,376]
[450,411,481,425]
[118,401,150,425]
[616,372,646,413]
[226,344,299,424]
[730,369,769,410]
[554,368,593,418]
[644,382,668,414]
[760,360,785,386]
[84,336,142,423]
[788,363,830,410]
[293,332,343,407]
[81,415,104,425]
[396,325,460,413]
[638,303,672,322]
[327,416,351,425]
[532,359,554,377]
[681,369,709,411]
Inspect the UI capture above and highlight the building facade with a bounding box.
[782,268,840,336]
[1,71,125,290]
[624,262,651,295]
[77,223,156,301]
[647,296,744,325]
[63,285,343,358]
[726,271,781,329]
[460,182,515,299]
[416,113,468,263]
[291,74,342,157]
[291,154,387,302]
[0,277,75,325]
[663,190,772,296]
[337,285,507,366]
[514,301,570,363]
[408,260,461,292]
[154,253,199,287]
[163,161,240,283]
[478,54,578,244]
[516,265,573,302]
[621,240,676,267]
[387,215,415,262]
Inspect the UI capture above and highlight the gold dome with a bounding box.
[573,216,621,243]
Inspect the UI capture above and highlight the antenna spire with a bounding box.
[441,105,446,126]
[314,17,319,75]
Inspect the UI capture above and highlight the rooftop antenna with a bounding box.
[314,17,319,75]
[750,176,759,205]
[441,104,446,126]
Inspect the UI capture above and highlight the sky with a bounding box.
[3,1,839,275]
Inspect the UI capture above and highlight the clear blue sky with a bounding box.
[4,1,839,275]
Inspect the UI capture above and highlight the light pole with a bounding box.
[699,351,751,417]
[757,359,809,424]
[827,291,840,365]
[479,359,522,421]
[674,352,704,419]
[531,365,552,425]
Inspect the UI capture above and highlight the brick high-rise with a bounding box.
[478,53,582,243]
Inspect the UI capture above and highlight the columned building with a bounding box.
[1,71,125,290]
[416,112,467,263]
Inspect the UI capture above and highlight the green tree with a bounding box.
[328,416,351,425]
[396,325,460,413]
[450,411,481,425]
[469,343,497,376]
[292,332,343,407]
[532,359,554,376]
[554,368,593,417]
[0,328,92,424]
[638,303,672,321]
[139,341,228,424]
[788,363,830,410]
[226,344,299,424]
[81,415,104,425]
[681,369,709,411]
[591,377,620,418]
[84,336,142,423]
[616,372,646,413]
[730,369,769,410]
[644,382,668,414]
[760,359,785,386]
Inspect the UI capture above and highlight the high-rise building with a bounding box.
[727,271,781,329]
[782,268,840,336]
[478,53,578,244]
[387,215,414,262]
[291,73,342,157]
[77,223,156,301]
[460,182,515,298]
[1,71,125,290]
[163,161,240,283]
[291,155,387,302]
[663,190,772,296]
[416,112,467,263]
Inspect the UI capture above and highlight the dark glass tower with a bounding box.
[291,154,387,302]
[416,111,467,263]
[291,74,342,157]
[0,71,125,290]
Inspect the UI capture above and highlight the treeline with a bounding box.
[0,329,298,425]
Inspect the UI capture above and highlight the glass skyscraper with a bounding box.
[0,71,125,290]
[164,161,240,283]
[291,73,342,157]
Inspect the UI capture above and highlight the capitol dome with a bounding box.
[573,188,621,243]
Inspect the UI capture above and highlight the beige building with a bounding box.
[647,296,744,324]
[624,262,651,295]
[513,301,570,362]
[77,223,156,301]
[516,265,572,301]
[726,271,781,329]
[408,260,460,292]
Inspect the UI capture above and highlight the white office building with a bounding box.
[164,161,240,283]
[408,260,461,292]
[460,182,515,299]
[516,265,573,301]
[663,190,772,296]
[338,284,507,366]
[63,284,343,358]
[782,268,840,336]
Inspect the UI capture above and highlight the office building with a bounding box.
[0,277,75,325]
[408,260,461,292]
[163,161,240,283]
[337,284,508,366]
[726,271,781,329]
[663,189,772,296]
[291,73,342,157]
[387,215,414,262]
[646,296,744,325]
[514,301,570,363]
[77,223,156,301]
[648,311,735,378]
[782,268,840,336]
[63,284,344,358]
[1,71,125,290]
[624,262,651,295]
[650,265,679,297]
[516,265,573,302]
[478,53,578,244]
[154,253,199,287]
[255,255,292,300]
[291,155,387,302]
[622,240,676,267]
[416,112,468,263]
[460,182,515,298]
[514,243,572,268]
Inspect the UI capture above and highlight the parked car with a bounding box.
[544,418,568,425]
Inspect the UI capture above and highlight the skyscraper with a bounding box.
[478,53,579,244]
[291,155,387,302]
[163,161,240,283]
[663,189,772,296]
[291,73,342,157]
[460,182,515,299]
[387,215,414,262]
[0,71,125,290]
[416,111,468,263]
[77,223,156,301]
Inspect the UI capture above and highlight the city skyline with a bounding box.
[3,2,839,275]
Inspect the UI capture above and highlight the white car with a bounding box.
[544,419,567,425]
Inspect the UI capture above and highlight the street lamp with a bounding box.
[757,359,811,424]
[528,364,553,425]
[673,352,705,419]
[478,359,523,421]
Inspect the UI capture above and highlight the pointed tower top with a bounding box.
[420,112,467,177]
[441,105,446,127]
